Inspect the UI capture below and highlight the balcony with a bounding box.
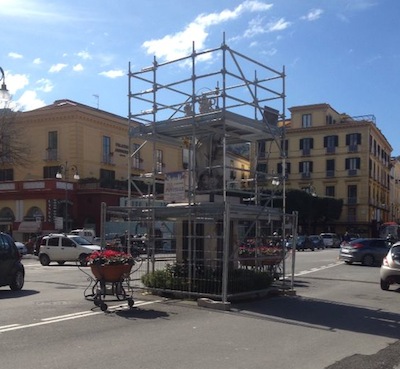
[301,172,311,179]
[326,170,335,178]
[326,146,336,154]
[348,169,358,176]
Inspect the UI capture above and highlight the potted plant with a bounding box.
[238,239,283,266]
[86,250,135,282]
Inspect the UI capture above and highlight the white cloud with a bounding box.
[73,64,84,72]
[267,18,291,32]
[36,78,53,93]
[76,51,92,60]
[6,73,29,95]
[99,69,124,78]
[8,52,23,59]
[244,17,267,38]
[301,9,323,21]
[16,90,46,111]
[49,63,68,73]
[33,58,42,64]
[142,0,273,62]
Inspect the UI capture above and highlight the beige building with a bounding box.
[0,99,185,240]
[260,103,393,237]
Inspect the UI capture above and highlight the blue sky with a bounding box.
[1,0,399,155]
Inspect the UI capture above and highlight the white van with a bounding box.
[38,234,100,266]
[69,229,96,243]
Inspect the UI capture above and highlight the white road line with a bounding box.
[294,261,343,277]
[0,299,161,334]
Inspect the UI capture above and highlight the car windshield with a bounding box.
[70,236,94,245]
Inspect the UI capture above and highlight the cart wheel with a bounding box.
[128,298,134,308]
[100,303,108,311]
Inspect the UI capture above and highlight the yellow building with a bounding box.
[262,103,393,237]
[0,99,184,240]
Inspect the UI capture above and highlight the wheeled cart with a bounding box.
[81,266,135,311]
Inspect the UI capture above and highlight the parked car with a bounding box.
[296,235,314,251]
[339,238,390,266]
[38,233,101,266]
[0,232,25,291]
[380,241,400,290]
[320,233,341,248]
[14,241,28,256]
[309,235,325,250]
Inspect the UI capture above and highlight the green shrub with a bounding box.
[141,262,272,295]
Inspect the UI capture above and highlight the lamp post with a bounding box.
[0,67,11,103]
[56,162,80,233]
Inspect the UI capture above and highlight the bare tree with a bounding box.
[0,108,31,168]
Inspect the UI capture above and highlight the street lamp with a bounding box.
[56,162,80,233]
[0,67,11,103]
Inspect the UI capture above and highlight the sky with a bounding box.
[1,0,399,155]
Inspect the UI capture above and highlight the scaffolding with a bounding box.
[113,36,294,302]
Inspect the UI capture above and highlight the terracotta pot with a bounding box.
[90,264,133,282]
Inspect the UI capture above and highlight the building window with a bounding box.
[345,157,360,176]
[182,148,190,170]
[299,138,313,156]
[281,139,289,157]
[43,166,59,179]
[277,162,291,176]
[325,186,335,197]
[324,135,338,154]
[346,133,361,152]
[299,161,313,178]
[156,149,163,173]
[302,114,312,128]
[326,115,335,125]
[131,143,141,170]
[326,159,335,177]
[99,169,115,187]
[102,136,112,164]
[348,185,357,205]
[46,131,58,161]
[230,159,236,179]
[0,169,13,181]
[257,140,266,159]
[256,163,267,180]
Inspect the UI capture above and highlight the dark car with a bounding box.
[309,235,325,250]
[296,235,314,251]
[0,232,25,291]
[380,242,400,290]
[339,238,390,266]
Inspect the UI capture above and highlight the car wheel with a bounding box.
[79,254,88,266]
[39,254,51,266]
[10,270,24,291]
[380,279,390,291]
[362,254,375,267]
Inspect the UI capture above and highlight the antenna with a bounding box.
[93,94,99,109]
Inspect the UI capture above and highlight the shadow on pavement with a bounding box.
[233,293,400,340]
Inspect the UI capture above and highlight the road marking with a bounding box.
[0,299,161,334]
[294,261,343,277]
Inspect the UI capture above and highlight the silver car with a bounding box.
[380,241,400,290]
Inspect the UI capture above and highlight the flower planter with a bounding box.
[90,264,133,282]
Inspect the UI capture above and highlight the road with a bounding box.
[0,249,399,369]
